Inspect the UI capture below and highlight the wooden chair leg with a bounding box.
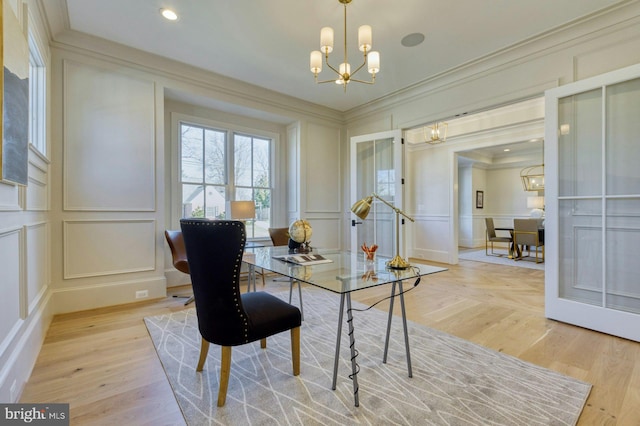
[196,338,210,371]
[260,338,266,349]
[291,327,300,376]
[217,346,232,407]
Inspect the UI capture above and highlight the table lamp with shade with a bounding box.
[351,193,415,270]
[229,200,256,223]
[527,196,545,218]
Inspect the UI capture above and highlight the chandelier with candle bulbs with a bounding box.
[309,0,380,91]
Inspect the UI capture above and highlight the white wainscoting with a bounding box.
[26,148,49,211]
[0,227,24,355]
[0,182,20,211]
[63,219,155,279]
[26,222,49,315]
[411,214,451,264]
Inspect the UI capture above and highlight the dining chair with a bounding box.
[164,230,194,305]
[485,218,513,257]
[513,218,544,263]
[180,218,301,407]
[269,227,304,319]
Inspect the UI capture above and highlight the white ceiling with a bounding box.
[45,0,625,112]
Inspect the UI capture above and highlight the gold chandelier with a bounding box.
[424,122,448,144]
[309,0,380,91]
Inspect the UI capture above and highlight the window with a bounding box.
[179,122,272,239]
[28,34,46,156]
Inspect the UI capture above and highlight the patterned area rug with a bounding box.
[145,288,589,425]
[459,249,545,270]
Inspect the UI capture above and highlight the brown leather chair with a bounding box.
[164,230,194,305]
[181,219,301,406]
[268,227,290,246]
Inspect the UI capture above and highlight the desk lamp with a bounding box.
[351,193,415,270]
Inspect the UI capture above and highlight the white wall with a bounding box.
[0,0,53,403]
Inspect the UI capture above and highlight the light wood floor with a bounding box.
[21,259,640,425]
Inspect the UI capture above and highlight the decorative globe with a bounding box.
[288,219,313,244]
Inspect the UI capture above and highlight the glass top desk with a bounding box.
[243,246,448,407]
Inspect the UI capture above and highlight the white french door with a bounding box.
[349,130,404,257]
[545,63,640,342]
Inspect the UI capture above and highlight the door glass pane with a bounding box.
[374,138,395,258]
[355,140,376,252]
[606,199,640,314]
[355,138,396,259]
[558,199,602,306]
[606,77,640,195]
[558,89,602,197]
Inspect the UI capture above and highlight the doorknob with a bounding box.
[352,219,363,226]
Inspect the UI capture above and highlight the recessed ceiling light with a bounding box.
[160,8,178,21]
[401,33,425,47]
[504,148,511,152]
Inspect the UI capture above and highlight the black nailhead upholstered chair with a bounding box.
[180,218,302,407]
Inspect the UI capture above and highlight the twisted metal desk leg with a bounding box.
[346,294,360,407]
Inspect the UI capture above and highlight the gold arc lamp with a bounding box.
[351,193,415,270]
[309,0,380,92]
[424,122,447,144]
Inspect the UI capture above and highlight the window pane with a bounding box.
[606,77,640,196]
[606,198,640,314]
[253,137,270,187]
[205,185,226,219]
[182,184,204,217]
[254,188,270,238]
[181,125,203,182]
[558,89,602,197]
[234,134,252,187]
[558,199,602,306]
[204,129,226,185]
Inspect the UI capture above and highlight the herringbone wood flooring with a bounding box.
[21,259,640,425]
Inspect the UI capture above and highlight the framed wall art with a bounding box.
[476,190,484,209]
[1,0,29,185]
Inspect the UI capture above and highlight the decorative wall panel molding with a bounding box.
[0,181,20,211]
[63,60,155,211]
[305,123,340,212]
[26,222,49,314]
[63,219,155,279]
[0,226,24,355]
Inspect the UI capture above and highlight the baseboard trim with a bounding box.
[53,276,167,314]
